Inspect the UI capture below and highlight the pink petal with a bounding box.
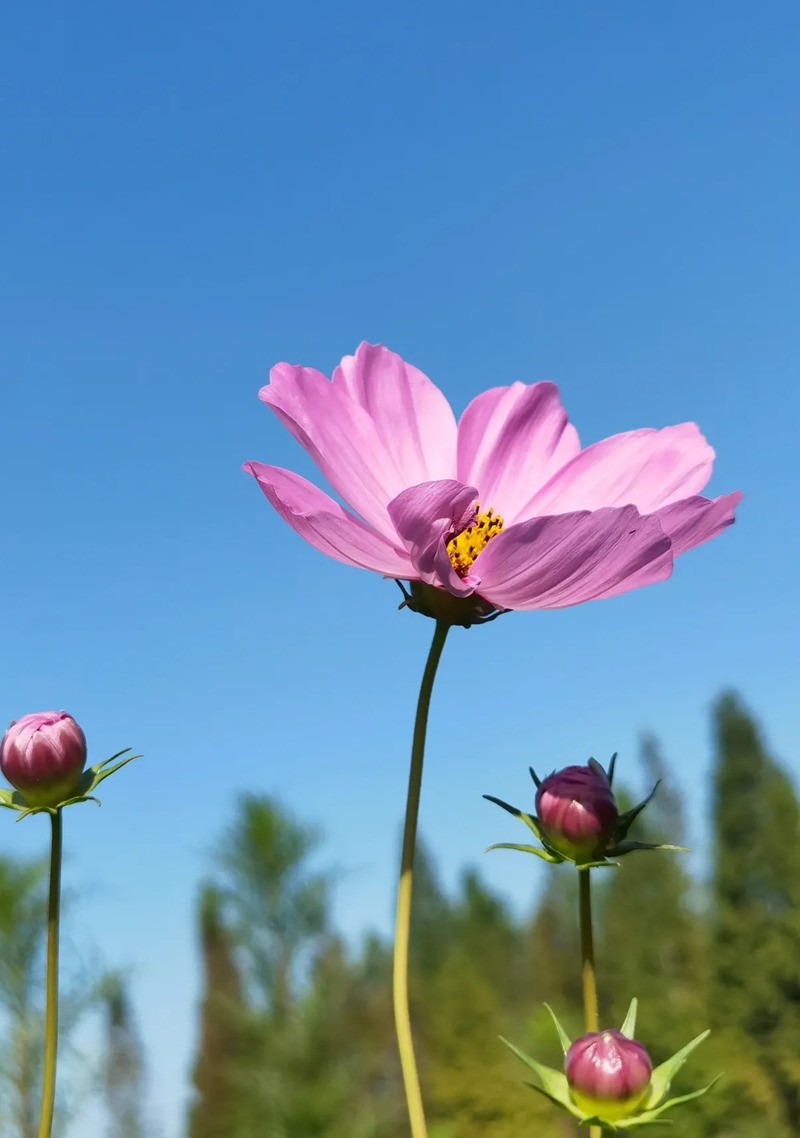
[475,505,673,610]
[456,382,580,523]
[332,342,458,485]
[655,490,742,557]
[387,480,480,597]
[244,462,414,577]
[261,362,407,540]
[524,424,715,516]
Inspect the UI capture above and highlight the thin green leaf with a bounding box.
[483,794,524,818]
[644,1030,711,1109]
[646,1077,721,1118]
[485,843,562,863]
[620,997,638,1038]
[484,796,542,836]
[95,747,134,770]
[500,1037,574,1107]
[522,1081,584,1119]
[90,752,141,788]
[544,1004,572,1052]
[616,781,660,840]
[609,841,688,857]
[614,1115,675,1129]
[607,751,618,785]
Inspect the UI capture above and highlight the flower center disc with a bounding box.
[447,506,504,577]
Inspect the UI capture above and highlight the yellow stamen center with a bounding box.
[446,505,504,577]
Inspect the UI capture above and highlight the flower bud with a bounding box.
[0,712,87,807]
[535,762,618,862]
[565,1029,652,1121]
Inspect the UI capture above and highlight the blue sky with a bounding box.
[1,1,798,1134]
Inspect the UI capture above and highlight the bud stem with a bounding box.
[393,619,449,1138]
[578,869,601,1138]
[38,811,62,1138]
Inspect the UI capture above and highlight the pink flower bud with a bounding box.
[0,712,87,807]
[565,1029,652,1121]
[535,762,618,862]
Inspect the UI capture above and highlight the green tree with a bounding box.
[187,885,255,1138]
[418,864,557,1138]
[193,795,361,1138]
[0,852,110,1138]
[599,737,706,1062]
[104,974,146,1138]
[0,856,48,1138]
[218,794,328,1019]
[709,692,800,1136]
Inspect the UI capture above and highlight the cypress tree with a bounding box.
[599,737,706,1064]
[104,975,145,1138]
[187,885,253,1138]
[710,692,800,1135]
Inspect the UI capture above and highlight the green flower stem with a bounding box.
[579,869,599,1032]
[38,810,62,1138]
[579,868,601,1138]
[393,619,449,1138]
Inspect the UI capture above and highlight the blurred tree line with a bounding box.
[0,860,146,1137]
[186,691,800,1138]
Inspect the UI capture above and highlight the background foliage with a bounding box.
[186,692,800,1138]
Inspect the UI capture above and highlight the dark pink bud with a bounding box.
[1,712,87,807]
[535,762,618,862]
[566,1028,652,1121]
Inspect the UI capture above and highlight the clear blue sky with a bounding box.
[1,2,798,1134]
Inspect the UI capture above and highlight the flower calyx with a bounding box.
[396,580,502,629]
[0,749,140,821]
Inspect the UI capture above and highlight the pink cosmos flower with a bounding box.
[244,343,740,613]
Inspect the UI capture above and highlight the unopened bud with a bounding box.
[565,1028,652,1121]
[535,762,618,862]
[0,712,87,808]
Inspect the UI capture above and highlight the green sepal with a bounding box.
[614,1077,721,1128]
[620,997,638,1038]
[522,1080,582,1116]
[608,841,689,858]
[500,1037,583,1119]
[482,795,543,839]
[0,749,140,820]
[576,859,619,871]
[606,751,618,785]
[615,782,660,841]
[544,1003,572,1053]
[643,1029,710,1110]
[485,842,563,863]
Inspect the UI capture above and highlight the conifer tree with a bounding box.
[420,866,547,1138]
[710,692,800,1135]
[187,885,254,1138]
[104,975,146,1138]
[599,737,706,1063]
[0,853,107,1138]
[0,856,48,1138]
